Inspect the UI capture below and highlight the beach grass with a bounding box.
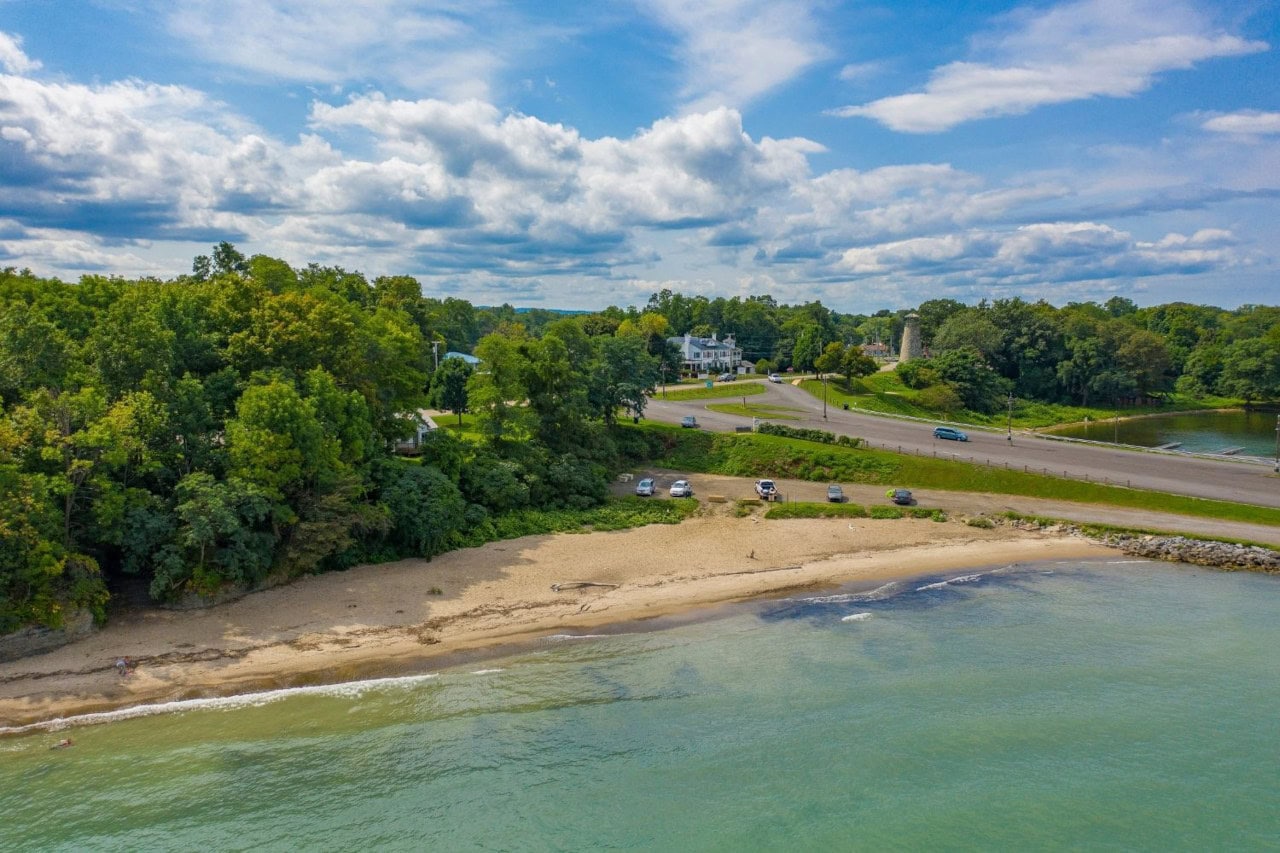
[657,382,766,401]
[457,496,701,546]
[629,423,1280,527]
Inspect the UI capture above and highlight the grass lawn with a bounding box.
[625,422,1280,528]
[799,374,1249,430]
[705,401,806,420]
[657,382,767,402]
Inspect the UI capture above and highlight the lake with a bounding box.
[4,558,1279,850]
[1050,409,1279,458]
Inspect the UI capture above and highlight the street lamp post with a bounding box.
[822,376,827,420]
[1006,393,1014,442]
[1274,413,1279,473]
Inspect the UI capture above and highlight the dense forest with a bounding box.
[2,243,1278,634]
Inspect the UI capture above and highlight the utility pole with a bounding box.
[1007,393,1014,442]
[1274,413,1279,473]
[822,376,827,420]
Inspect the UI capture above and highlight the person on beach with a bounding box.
[115,657,133,677]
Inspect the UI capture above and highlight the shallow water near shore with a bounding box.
[4,558,1279,850]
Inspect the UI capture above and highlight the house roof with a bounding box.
[443,351,481,365]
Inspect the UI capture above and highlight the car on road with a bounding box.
[890,488,914,506]
[635,477,656,497]
[670,479,693,497]
[680,415,698,428]
[933,426,969,442]
[826,484,844,503]
[717,372,734,382]
[768,373,783,383]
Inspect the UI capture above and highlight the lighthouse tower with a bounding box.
[900,313,923,363]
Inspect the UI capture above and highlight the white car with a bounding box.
[768,373,783,383]
[635,477,656,496]
[669,479,693,497]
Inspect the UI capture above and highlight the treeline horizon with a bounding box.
[2,243,1278,635]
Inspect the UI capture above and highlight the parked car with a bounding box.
[826,484,844,503]
[768,373,783,383]
[755,479,778,500]
[890,488,914,506]
[680,415,698,428]
[933,426,969,442]
[717,372,734,382]
[635,477,656,497]
[670,479,693,497]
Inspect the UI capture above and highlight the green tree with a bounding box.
[792,325,825,373]
[429,357,473,425]
[468,333,533,446]
[813,342,844,379]
[1217,340,1280,403]
[588,334,658,425]
[377,462,467,558]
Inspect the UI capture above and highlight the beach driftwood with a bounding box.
[550,582,621,592]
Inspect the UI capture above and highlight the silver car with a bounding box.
[669,479,693,497]
[635,477,656,496]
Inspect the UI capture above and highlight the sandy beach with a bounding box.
[0,502,1114,731]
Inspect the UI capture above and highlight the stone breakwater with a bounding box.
[1105,535,1280,572]
[1002,517,1280,573]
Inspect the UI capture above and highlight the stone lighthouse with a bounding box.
[900,313,923,363]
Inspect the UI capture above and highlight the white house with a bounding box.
[667,332,745,375]
[394,410,438,454]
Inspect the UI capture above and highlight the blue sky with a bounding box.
[1,0,1277,311]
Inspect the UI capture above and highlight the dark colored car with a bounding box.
[932,426,968,442]
[890,488,914,505]
[826,484,844,503]
[681,415,698,428]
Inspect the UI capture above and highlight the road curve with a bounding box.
[644,379,1280,510]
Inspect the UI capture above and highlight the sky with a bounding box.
[0,0,1277,312]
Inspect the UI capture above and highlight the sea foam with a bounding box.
[0,672,439,736]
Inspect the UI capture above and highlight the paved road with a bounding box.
[645,379,1280,510]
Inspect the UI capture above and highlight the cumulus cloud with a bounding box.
[0,31,40,74]
[0,33,1257,305]
[1202,110,1280,135]
[835,221,1241,285]
[830,0,1267,132]
[639,0,830,112]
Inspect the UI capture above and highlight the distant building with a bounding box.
[860,342,890,358]
[394,410,438,454]
[667,332,744,374]
[443,351,481,366]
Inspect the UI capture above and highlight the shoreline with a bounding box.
[0,515,1113,732]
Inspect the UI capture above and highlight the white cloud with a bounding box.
[834,221,1242,284]
[157,0,555,99]
[0,31,40,74]
[830,0,1268,132]
[0,32,1262,306]
[638,0,831,112]
[1202,110,1280,135]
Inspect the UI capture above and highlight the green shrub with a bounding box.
[765,502,868,520]
[869,505,903,519]
[965,516,995,528]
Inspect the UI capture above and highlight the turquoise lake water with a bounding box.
[1051,409,1279,457]
[4,558,1279,851]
